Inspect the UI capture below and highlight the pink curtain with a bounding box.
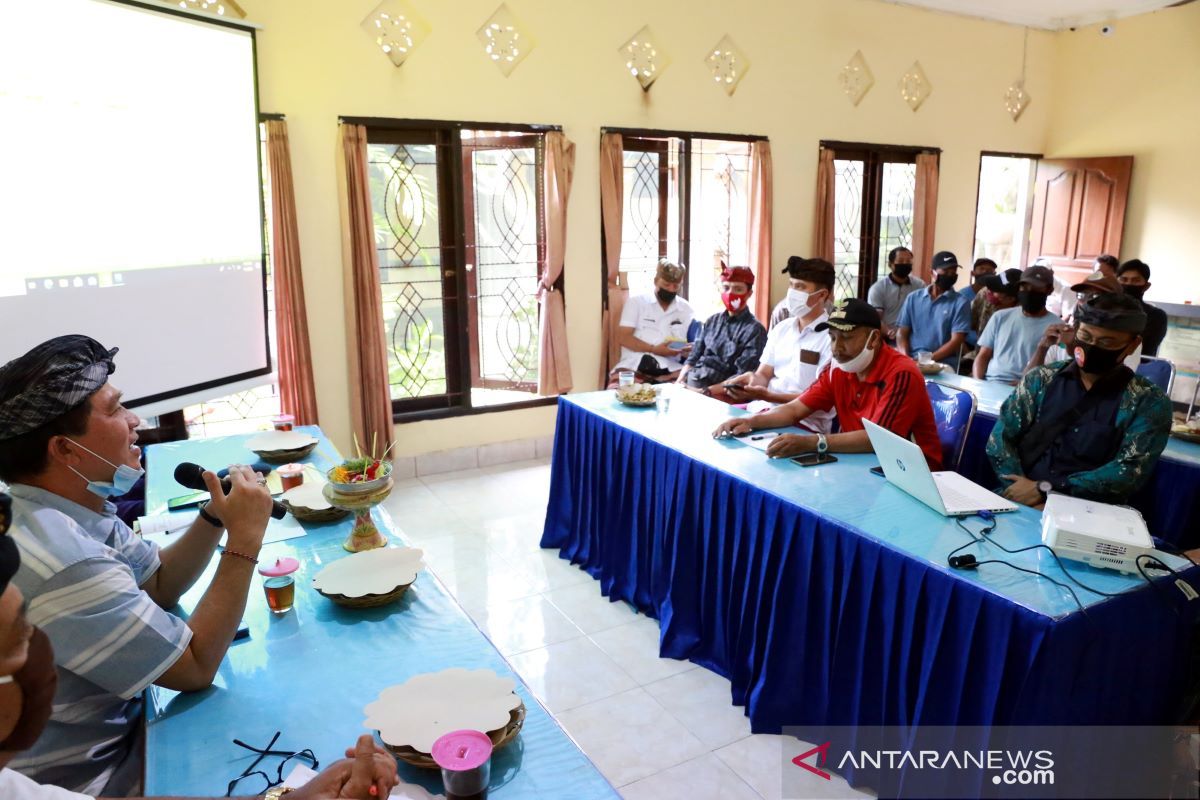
[599,133,625,387]
[264,120,319,426]
[747,141,773,325]
[812,147,836,263]
[338,124,395,457]
[912,152,940,283]
[537,132,575,396]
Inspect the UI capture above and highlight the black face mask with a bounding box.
[1018,290,1048,313]
[935,273,957,291]
[892,263,913,279]
[1122,285,1147,301]
[655,288,676,305]
[1074,341,1127,375]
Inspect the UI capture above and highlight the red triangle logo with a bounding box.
[792,741,832,780]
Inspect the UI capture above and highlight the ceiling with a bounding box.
[878,0,1190,30]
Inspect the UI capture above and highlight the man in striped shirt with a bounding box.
[0,336,274,796]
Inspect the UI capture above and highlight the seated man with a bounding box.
[897,250,971,369]
[1024,271,1140,373]
[866,246,923,344]
[973,266,1062,384]
[1117,259,1168,356]
[986,293,1171,508]
[0,336,274,795]
[959,257,997,306]
[677,264,766,393]
[973,267,1021,342]
[611,260,695,384]
[0,508,399,800]
[1053,254,1120,321]
[713,299,942,467]
[722,258,836,432]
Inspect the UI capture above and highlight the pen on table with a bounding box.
[750,433,777,441]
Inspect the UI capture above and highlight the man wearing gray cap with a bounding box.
[611,259,695,384]
[986,293,1172,507]
[973,265,1062,384]
[0,336,273,795]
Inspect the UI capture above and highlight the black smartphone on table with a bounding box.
[870,465,885,477]
[791,451,838,467]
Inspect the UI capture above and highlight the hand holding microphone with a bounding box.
[173,461,286,521]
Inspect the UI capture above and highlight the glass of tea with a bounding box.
[432,730,492,800]
[257,557,300,614]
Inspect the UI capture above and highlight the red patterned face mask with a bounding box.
[721,291,750,313]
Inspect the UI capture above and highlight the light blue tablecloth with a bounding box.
[143,427,617,799]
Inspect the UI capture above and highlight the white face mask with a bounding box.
[787,288,812,318]
[834,332,878,374]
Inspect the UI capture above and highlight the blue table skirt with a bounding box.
[958,413,1200,549]
[541,398,1199,737]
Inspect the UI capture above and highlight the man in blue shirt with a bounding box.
[959,257,997,306]
[973,266,1062,384]
[896,250,972,369]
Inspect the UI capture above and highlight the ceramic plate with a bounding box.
[311,546,424,597]
[363,668,522,754]
[245,430,318,452]
[280,481,331,510]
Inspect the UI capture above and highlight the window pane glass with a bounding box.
[689,139,751,320]
[367,142,448,400]
[877,162,916,283]
[467,143,540,399]
[974,155,1038,271]
[620,149,662,299]
[833,159,864,301]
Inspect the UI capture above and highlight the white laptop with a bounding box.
[863,419,1017,516]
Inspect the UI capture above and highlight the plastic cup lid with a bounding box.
[273,414,295,422]
[277,463,304,475]
[257,557,300,577]
[431,730,492,771]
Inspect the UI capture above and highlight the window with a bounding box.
[972,153,1039,271]
[361,120,555,416]
[823,142,934,300]
[609,130,760,321]
[183,121,281,438]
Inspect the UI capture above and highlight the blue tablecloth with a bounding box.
[541,391,1200,739]
[932,373,1200,548]
[144,428,617,799]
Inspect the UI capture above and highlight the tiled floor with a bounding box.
[380,459,870,800]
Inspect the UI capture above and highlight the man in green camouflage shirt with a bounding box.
[986,292,1171,508]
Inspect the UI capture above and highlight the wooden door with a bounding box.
[1029,156,1133,288]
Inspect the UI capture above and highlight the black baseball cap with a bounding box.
[931,251,959,271]
[982,268,1023,296]
[815,298,882,332]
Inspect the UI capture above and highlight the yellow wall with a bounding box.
[245,0,1076,455]
[1046,4,1200,304]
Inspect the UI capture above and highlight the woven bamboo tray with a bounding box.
[253,441,318,464]
[281,501,349,524]
[383,701,526,769]
[315,579,413,608]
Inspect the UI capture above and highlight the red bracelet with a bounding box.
[221,549,259,565]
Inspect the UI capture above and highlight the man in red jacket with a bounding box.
[713,298,943,468]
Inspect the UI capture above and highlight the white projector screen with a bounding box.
[0,0,269,414]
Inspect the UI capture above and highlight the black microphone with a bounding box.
[173,462,287,520]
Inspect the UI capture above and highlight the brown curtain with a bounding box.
[747,141,773,325]
[338,124,395,457]
[538,132,575,396]
[264,120,319,426]
[598,133,625,387]
[912,152,940,283]
[811,147,836,263]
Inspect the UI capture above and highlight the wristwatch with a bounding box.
[816,434,829,455]
[1037,480,1053,500]
[263,787,294,800]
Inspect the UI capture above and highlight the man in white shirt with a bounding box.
[0,493,398,800]
[611,260,695,384]
[723,258,837,433]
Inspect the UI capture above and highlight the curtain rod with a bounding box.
[339,116,562,133]
[259,112,285,121]
[820,139,941,155]
[602,126,767,143]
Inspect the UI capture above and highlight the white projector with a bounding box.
[1041,493,1154,575]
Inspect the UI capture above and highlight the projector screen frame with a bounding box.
[101,0,274,414]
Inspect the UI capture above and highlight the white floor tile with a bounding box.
[555,687,709,787]
[415,447,479,476]
[470,594,584,656]
[477,439,537,467]
[644,667,753,749]
[506,637,637,714]
[715,734,869,800]
[589,616,695,685]
[436,557,549,611]
[545,581,640,634]
[505,549,593,590]
[619,753,762,800]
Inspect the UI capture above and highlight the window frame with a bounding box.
[970,150,1043,272]
[820,140,939,299]
[344,116,562,422]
